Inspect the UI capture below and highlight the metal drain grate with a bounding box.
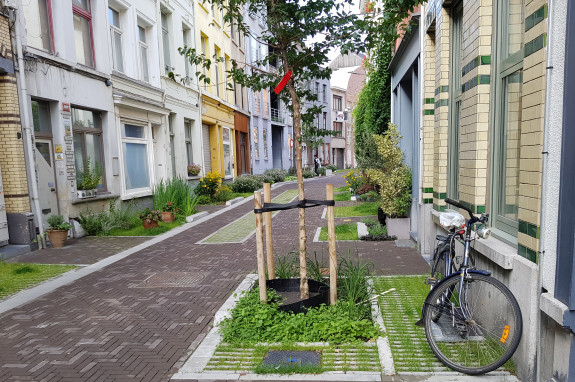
[261,350,321,367]
[134,272,205,288]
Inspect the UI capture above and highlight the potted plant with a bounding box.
[77,157,103,198]
[46,215,73,248]
[161,201,178,223]
[138,208,162,229]
[187,163,201,177]
[365,124,413,240]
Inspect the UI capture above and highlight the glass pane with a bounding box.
[263,129,268,158]
[124,124,145,138]
[222,127,230,142]
[138,26,146,42]
[32,100,51,133]
[72,108,99,129]
[140,45,149,82]
[73,134,84,184]
[35,142,51,167]
[73,0,90,12]
[113,30,123,71]
[499,70,522,221]
[123,142,150,189]
[223,143,231,176]
[505,0,524,58]
[73,13,93,67]
[39,0,52,51]
[185,121,191,139]
[109,8,120,27]
[85,133,103,188]
[186,142,193,165]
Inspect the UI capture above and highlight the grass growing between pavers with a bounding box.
[108,220,184,236]
[0,263,77,299]
[201,189,299,243]
[334,186,349,193]
[334,202,378,217]
[205,343,380,373]
[372,275,449,372]
[318,223,359,241]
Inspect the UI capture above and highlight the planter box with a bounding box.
[386,217,410,240]
[77,189,96,199]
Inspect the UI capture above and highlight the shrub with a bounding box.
[302,168,315,178]
[344,171,363,194]
[285,175,297,181]
[325,164,338,171]
[232,174,263,193]
[47,215,73,231]
[78,200,140,235]
[194,171,222,197]
[255,173,275,185]
[317,167,326,176]
[264,168,287,183]
[195,195,212,205]
[213,185,234,203]
[153,177,194,215]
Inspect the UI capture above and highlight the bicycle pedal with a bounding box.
[425,277,437,286]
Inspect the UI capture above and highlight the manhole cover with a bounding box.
[262,350,321,366]
[134,272,205,288]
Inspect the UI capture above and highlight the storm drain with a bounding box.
[133,272,205,288]
[262,350,321,367]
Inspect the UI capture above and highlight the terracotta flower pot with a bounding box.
[46,229,69,248]
[161,211,175,223]
[142,220,159,229]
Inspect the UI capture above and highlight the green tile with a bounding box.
[525,5,547,32]
[518,220,528,235]
[518,244,538,263]
[424,198,433,204]
[476,205,485,214]
[439,192,447,199]
[424,187,434,193]
[480,55,491,65]
[479,74,491,85]
[525,34,546,57]
[425,98,435,104]
[424,109,435,115]
[441,85,449,93]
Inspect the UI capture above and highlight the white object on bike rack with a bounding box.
[439,212,466,229]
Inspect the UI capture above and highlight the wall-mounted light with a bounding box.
[105,79,113,87]
[16,132,21,139]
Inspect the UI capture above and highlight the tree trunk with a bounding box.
[287,78,309,299]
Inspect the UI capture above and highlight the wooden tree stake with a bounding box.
[326,184,337,305]
[254,191,267,302]
[263,183,276,279]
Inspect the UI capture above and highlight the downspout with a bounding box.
[536,1,554,380]
[11,8,45,246]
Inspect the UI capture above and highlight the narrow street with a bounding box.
[0,175,429,381]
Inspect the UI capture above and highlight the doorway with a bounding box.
[272,125,283,169]
[35,139,59,229]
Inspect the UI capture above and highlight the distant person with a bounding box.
[314,154,321,176]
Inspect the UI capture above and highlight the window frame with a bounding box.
[333,95,342,111]
[71,106,106,191]
[490,0,525,241]
[120,121,153,195]
[138,24,150,82]
[108,6,124,73]
[72,0,95,67]
[161,11,172,74]
[185,119,194,169]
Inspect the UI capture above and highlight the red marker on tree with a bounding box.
[274,70,292,94]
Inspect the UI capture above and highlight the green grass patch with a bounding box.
[254,363,323,374]
[334,186,349,192]
[333,191,351,201]
[318,223,358,241]
[334,202,378,217]
[108,219,183,236]
[0,263,76,299]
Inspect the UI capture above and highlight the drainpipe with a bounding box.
[537,1,555,380]
[11,8,45,246]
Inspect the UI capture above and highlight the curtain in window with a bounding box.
[123,143,150,189]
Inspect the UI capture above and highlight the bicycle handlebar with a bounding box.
[445,198,474,217]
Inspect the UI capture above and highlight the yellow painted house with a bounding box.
[195,1,238,179]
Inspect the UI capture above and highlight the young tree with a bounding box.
[177,0,418,298]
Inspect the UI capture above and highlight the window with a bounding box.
[333,95,342,111]
[491,0,525,238]
[323,112,327,129]
[200,34,208,89]
[122,123,150,190]
[448,1,463,199]
[73,0,94,67]
[185,120,194,167]
[138,25,149,82]
[214,47,221,97]
[169,115,176,178]
[315,82,319,95]
[161,12,171,74]
[31,100,52,134]
[222,127,232,177]
[27,0,52,52]
[288,134,292,159]
[323,84,327,102]
[72,107,104,189]
[183,26,192,82]
[253,127,259,159]
[263,128,268,159]
[334,122,343,137]
[109,7,123,72]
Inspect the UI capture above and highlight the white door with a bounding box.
[35,139,59,229]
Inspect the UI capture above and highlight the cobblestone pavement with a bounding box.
[0,175,429,381]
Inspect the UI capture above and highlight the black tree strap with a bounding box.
[254,199,335,214]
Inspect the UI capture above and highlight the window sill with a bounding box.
[431,209,515,270]
[71,192,119,205]
[540,292,569,327]
[187,175,201,180]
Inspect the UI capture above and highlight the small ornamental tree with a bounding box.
[174,0,419,298]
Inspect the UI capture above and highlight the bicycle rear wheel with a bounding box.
[430,249,456,322]
[423,273,522,375]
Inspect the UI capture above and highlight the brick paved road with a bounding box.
[0,175,429,381]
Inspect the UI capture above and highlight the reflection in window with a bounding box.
[122,123,150,190]
[263,128,268,159]
[253,127,259,160]
[73,1,94,67]
[505,0,524,58]
[72,107,104,189]
[31,100,51,134]
[109,7,124,72]
[222,127,232,176]
[138,25,149,82]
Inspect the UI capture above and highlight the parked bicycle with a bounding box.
[417,198,523,375]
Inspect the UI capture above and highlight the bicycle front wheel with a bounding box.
[423,273,522,375]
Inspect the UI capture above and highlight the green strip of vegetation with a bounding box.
[318,223,359,241]
[107,220,183,236]
[0,263,76,299]
[333,191,351,201]
[334,202,378,217]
